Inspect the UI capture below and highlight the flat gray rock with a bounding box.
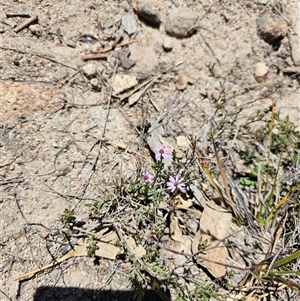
[165,8,198,38]
[136,3,161,26]
[122,14,137,35]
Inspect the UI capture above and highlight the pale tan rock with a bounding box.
[176,70,195,90]
[113,74,137,94]
[90,78,101,91]
[82,63,98,79]
[165,8,198,38]
[254,62,269,83]
[257,13,288,43]
[29,24,43,37]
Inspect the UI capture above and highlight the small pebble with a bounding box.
[29,24,43,37]
[135,3,161,26]
[66,40,76,48]
[90,78,101,91]
[165,8,198,38]
[258,0,269,4]
[82,63,98,79]
[122,14,137,35]
[162,36,174,51]
[254,62,269,83]
[102,20,114,29]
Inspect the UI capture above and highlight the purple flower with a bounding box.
[154,145,171,161]
[167,175,186,192]
[141,171,154,183]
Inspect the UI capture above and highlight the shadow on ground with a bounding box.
[34,286,171,301]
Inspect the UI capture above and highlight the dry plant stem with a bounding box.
[59,70,81,88]
[82,54,108,61]
[74,62,118,209]
[6,13,31,18]
[14,15,38,32]
[98,263,120,290]
[211,135,242,223]
[0,289,12,301]
[99,39,137,53]
[0,250,30,261]
[13,193,27,223]
[118,74,160,101]
[113,222,157,278]
[118,107,140,135]
[0,178,24,185]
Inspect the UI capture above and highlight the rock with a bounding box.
[257,14,288,43]
[0,81,65,124]
[29,24,43,37]
[176,70,195,90]
[118,51,135,69]
[66,39,76,48]
[90,78,101,91]
[82,63,98,79]
[254,62,269,83]
[257,0,269,4]
[102,20,114,29]
[165,8,198,38]
[122,14,137,35]
[288,32,300,66]
[129,44,158,71]
[162,36,174,51]
[177,135,189,148]
[282,66,300,75]
[113,74,138,94]
[135,2,161,26]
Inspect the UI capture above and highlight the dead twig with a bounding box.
[6,13,31,18]
[13,193,28,223]
[82,54,108,61]
[99,39,138,53]
[0,289,12,301]
[74,61,118,209]
[0,177,24,185]
[14,15,38,33]
[113,222,157,278]
[118,74,160,102]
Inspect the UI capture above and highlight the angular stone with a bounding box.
[165,8,198,38]
[29,24,43,37]
[122,14,137,35]
[113,74,138,94]
[82,63,98,79]
[136,3,161,26]
[257,13,288,43]
[129,44,158,71]
[162,36,174,51]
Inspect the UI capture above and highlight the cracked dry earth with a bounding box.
[0,0,299,301]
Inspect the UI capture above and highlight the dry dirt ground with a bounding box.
[0,1,299,301]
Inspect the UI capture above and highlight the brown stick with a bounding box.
[14,15,38,33]
[99,39,138,53]
[6,13,31,18]
[82,54,108,61]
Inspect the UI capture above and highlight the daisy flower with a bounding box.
[141,171,154,183]
[153,145,171,161]
[167,175,186,192]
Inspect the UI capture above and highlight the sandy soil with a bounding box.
[1,1,299,300]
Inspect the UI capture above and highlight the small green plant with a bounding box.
[175,282,220,301]
[85,193,116,217]
[86,236,98,258]
[206,62,216,77]
[112,145,191,209]
[58,208,76,226]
